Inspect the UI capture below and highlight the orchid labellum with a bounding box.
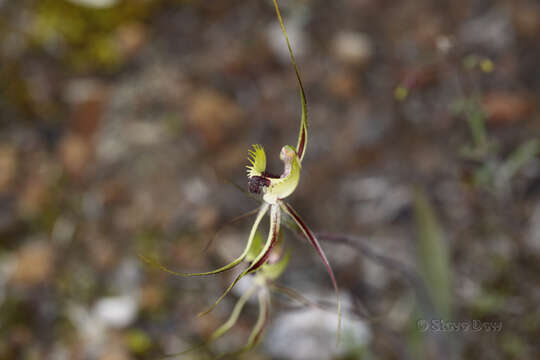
[141,0,341,352]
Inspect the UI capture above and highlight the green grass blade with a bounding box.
[498,139,540,186]
[413,189,452,319]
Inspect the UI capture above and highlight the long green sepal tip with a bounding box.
[138,251,243,278]
[138,204,269,278]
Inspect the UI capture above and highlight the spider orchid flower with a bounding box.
[141,0,341,348]
[169,237,290,358]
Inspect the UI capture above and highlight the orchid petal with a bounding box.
[214,290,271,360]
[198,204,280,317]
[245,230,264,263]
[244,203,281,273]
[271,282,318,309]
[208,286,257,342]
[160,344,203,359]
[279,200,342,345]
[139,203,269,277]
[245,290,271,349]
[161,287,256,359]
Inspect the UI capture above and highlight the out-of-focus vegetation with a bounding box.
[1,0,540,359]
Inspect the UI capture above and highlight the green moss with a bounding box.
[471,292,506,317]
[125,329,153,354]
[28,0,161,71]
[501,334,527,358]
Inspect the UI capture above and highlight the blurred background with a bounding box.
[1,0,540,359]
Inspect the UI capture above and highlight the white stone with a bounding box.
[333,32,373,65]
[265,295,371,360]
[268,20,307,63]
[93,295,138,328]
[67,0,118,8]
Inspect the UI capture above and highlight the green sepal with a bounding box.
[245,290,270,349]
[162,287,257,359]
[138,203,269,277]
[208,286,257,342]
[198,204,281,317]
[279,200,342,346]
[246,230,264,263]
[216,290,271,359]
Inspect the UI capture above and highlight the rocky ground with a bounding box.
[1,0,539,359]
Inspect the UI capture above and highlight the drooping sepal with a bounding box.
[198,203,281,317]
[245,290,271,349]
[208,286,257,343]
[139,203,269,277]
[279,200,342,345]
[214,289,271,359]
[246,230,264,263]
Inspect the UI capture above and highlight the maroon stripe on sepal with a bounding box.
[297,128,306,160]
[281,201,339,293]
[249,207,280,272]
